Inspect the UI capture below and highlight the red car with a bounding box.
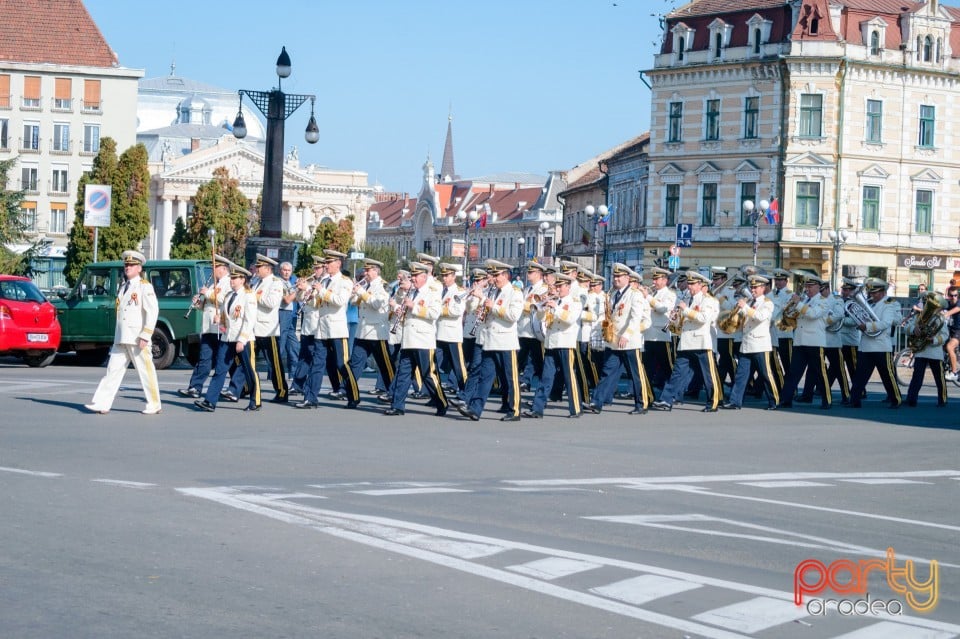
[0,275,61,367]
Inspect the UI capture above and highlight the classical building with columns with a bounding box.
[137,73,374,259]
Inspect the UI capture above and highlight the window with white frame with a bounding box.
[50,203,67,234]
[83,124,100,154]
[665,184,679,227]
[915,189,932,234]
[799,94,822,137]
[701,182,717,227]
[862,185,880,230]
[0,118,7,149]
[870,31,881,56]
[743,96,759,139]
[51,166,68,194]
[865,100,882,143]
[705,99,720,141]
[53,122,70,152]
[918,105,935,148]
[739,182,757,226]
[795,182,820,227]
[668,102,683,142]
[21,165,38,192]
[22,121,40,150]
[19,202,37,232]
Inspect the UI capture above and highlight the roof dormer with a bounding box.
[708,18,734,62]
[671,22,695,65]
[860,17,887,57]
[746,13,773,57]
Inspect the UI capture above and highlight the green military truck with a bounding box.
[51,259,213,369]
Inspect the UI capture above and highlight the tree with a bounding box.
[357,243,399,283]
[98,143,151,261]
[294,216,355,275]
[170,166,251,264]
[63,138,118,286]
[0,157,27,273]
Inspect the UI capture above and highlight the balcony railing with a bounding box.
[51,97,73,112]
[50,138,72,155]
[19,137,41,153]
[80,100,102,114]
[48,179,70,196]
[20,96,41,111]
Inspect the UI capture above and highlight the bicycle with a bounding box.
[894,345,960,388]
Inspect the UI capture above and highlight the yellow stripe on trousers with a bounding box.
[566,349,581,414]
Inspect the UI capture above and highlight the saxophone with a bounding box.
[601,292,616,343]
[907,293,944,352]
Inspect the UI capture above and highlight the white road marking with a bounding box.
[259,492,326,500]
[91,479,156,489]
[840,479,933,485]
[739,480,834,488]
[507,557,602,580]
[830,621,957,638]
[179,487,960,638]
[0,466,62,477]
[499,487,591,492]
[691,596,810,633]
[590,574,702,605]
[352,487,472,496]
[0,382,62,394]
[503,470,960,487]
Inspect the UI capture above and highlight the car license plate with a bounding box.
[27,333,49,343]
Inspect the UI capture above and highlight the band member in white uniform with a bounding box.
[722,276,779,410]
[779,275,832,409]
[179,254,232,398]
[642,267,677,390]
[347,257,394,398]
[847,277,902,408]
[435,262,468,394]
[517,261,548,390]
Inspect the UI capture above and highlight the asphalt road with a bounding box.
[1,357,957,639]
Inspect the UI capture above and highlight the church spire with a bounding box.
[440,109,456,183]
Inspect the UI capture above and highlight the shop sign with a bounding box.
[897,253,945,270]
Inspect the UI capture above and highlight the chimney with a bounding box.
[489,183,495,194]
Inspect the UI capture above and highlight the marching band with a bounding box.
[88,247,948,419]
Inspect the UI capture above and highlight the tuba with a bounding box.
[717,279,751,334]
[906,293,944,352]
[844,286,883,338]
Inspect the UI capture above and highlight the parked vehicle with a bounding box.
[51,259,213,369]
[0,275,62,367]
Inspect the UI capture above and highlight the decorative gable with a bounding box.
[657,162,686,184]
[857,164,891,181]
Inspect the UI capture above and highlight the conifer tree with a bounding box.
[169,166,251,264]
[63,138,118,286]
[98,143,151,260]
[295,216,355,274]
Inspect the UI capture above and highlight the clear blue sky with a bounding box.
[85,0,674,193]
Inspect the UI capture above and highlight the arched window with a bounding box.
[810,17,819,35]
[678,37,685,61]
[754,28,762,54]
[714,32,722,58]
[870,31,880,55]
[923,35,933,62]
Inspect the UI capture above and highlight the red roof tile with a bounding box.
[0,0,117,67]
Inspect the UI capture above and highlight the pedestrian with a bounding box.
[85,250,162,415]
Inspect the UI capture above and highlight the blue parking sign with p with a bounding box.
[676,223,693,248]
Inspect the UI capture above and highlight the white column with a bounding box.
[176,198,188,226]
[160,197,174,260]
[301,206,312,238]
[285,202,300,236]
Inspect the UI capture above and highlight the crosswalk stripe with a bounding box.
[840,479,932,485]
[691,596,810,633]
[738,480,834,488]
[507,557,602,580]
[590,574,702,605]
[352,487,472,496]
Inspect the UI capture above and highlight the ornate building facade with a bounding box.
[646,0,960,293]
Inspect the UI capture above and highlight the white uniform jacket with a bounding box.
[718,288,743,341]
[839,298,862,348]
[400,284,440,350]
[222,287,257,345]
[738,295,774,354]
[353,276,390,341]
[605,286,649,351]
[792,295,828,348]
[579,290,603,343]
[200,274,231,335]
[115,277,159,345]
[770,286,795,340]
[517,281,548,339]
[906,314,949,360]
[823,294,845,349]
[859,296,900,353]
[543,293,582,350]
[644,286,677,343]
[437,284,466,343]
[314,272,352,340]
[253,273,283,337]
[479,283,523,351]
[678,292,718,351]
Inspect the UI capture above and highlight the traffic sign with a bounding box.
[83,184,112,228]
[668,245,680,257]
[349,251,365,260]
[676,223,693,248]
[668,255,680,270]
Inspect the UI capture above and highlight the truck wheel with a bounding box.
[24,351,57,368]
[152,328,176,370]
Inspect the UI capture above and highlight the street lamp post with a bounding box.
[537,221,551,264]
[517,237,525,266]
[233,46,319,264]
[584,204,608,274]
[742,199,769,267]
[827,229,849,290]
[456,209,479,277]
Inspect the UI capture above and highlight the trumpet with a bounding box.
[183,276,214,319]
[390,287,415,335]
[661,305,684,335]
[469,284,498,337]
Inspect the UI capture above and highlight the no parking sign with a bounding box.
[84,185,112,227]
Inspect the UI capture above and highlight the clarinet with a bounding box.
[390,287,415,335]
[469,284,498,337]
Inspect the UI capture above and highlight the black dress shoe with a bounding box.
[244,405,261,412]
[702,406,718,413]
[628,408,648,415]
[520,382,531,392]
[193,399,215,412]
[377,393,393,404]
[178,387,201,398]
[721,402,741,410]
[294,401,318,409]
[500,414,521,422]
[288,388,303,396]
[383,408,405,416]
[765,405,778,411]
[435,408,447,417]
[220,391,239,403]
[270,396,288,404]
[521,410,542,419]
[582,403,600,414]
[568,413,581,419]
[345,400,360,409]
[496,406,513,414]
[651,400,672,412]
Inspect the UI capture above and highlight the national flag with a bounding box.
[598,206,613,227]
[765,198,779,224]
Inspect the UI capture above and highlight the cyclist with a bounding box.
[945,286,960,381]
